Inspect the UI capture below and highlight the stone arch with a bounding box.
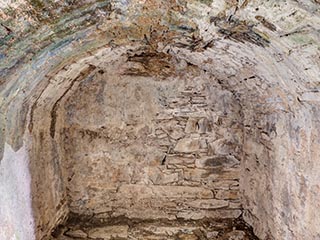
[0,1,319,239]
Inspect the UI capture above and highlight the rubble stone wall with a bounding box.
[61,58,244,221]
[0,1,319,239]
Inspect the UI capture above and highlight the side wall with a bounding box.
[0,143,35,240]
[242,98,320,240]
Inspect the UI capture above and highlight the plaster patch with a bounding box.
[0,143,35,240]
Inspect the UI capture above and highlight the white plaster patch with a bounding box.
[0,143,35,240]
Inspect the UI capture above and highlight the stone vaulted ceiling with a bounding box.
[0,0,319,153]
[0,0,319,240]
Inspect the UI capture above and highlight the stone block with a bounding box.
[141,226,198,236]
[229,201,242,209]
[152,171,179,185]
[209,180,239,190]
[168,129,186,140]
[187,199,229,209]
[166,154,195,167]
[184,168,240,181]
[65,229,88,238]
[113,207,176,220]
[88,225,129,239]
[199,139,208,149]
[224,230,247,240]
[174,138,200,153]
[185,118,199,133]
[176,209,242,220]
[215,190,240,200]
[197,118,210,133]
[206,231,219,238]
[210,139,240,156]
[118,184,214,199]
[195,156,240,168]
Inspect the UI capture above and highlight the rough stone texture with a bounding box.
[50,218,257,240]
[0,0,319,240]
[87,225,129,239]
[61,54,242,221]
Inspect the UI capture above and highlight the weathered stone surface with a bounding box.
[177,210,242,220]
[195,156,240,169]
[184,168,240,182]
[166,155,195,167]
[174,138,200,153]
[185,118,200,133]
[215,190,240,200]
[210,181,239,190]
[118,185,214,199]
[1,0,320,239]
[52,219,257,240]
[206,231,220,238]
[64,229,87,238]
[140,226,198,236]
[88,225,128,239]
[58,62,242,225]
[224,230,247,240]
[187,199,229,209]
[210,139,240,156]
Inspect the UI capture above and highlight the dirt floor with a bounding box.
[50,215,259,240]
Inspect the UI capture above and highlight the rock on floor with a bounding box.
[50,218,258,240]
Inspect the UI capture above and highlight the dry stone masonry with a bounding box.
[61,56,243,222]
[0,0,319,240]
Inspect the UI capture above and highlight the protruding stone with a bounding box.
[197,118,210,133]
[185,118,199,133]
[176,209,242,220]
[210,180,239,190]
[168,129,185,140]
[299,92,320,102]
[206,231,219,238]
[210,139,239,156]
[65,229,88,238]
[224,230,247,240]
[184,168,240,181]
[185,117,210,134]
[141,226,198,236]
[215,190,240,200]
[176,233,199,240]
[187,199,229,209]
[166,155,195,167]
[174,138,200,153]
[118,184,214,199]
[88,225,129,239]
[195,156,240,168]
